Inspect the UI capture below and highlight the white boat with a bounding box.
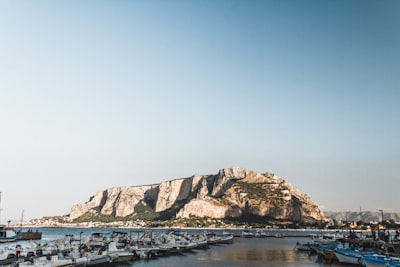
[127,230,160,259]
[17,255,75,267]
[362,254,400,267]
[241,230,255,238]
[66,247,89,266]
[216,234,234,244]
[0,195,18,243]
[0,247,18,265]
[86,231,108,248]
[190,233,208,249]
[334,248,363,265]
[152,234,185,255]
[255,229,269,238]
[334,248,375,265]
[294,241,313,252]
[0,225,19,243]
[107,241,135,262]
[0,242,37,266]
[129,244,159,259]
[361,254,392,267]
[68,242,112,266]
[85,252,112,266]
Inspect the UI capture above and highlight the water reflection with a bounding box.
[205,238,311,262]
[131,237,348,267]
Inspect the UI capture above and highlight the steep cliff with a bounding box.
[69,167,327,224]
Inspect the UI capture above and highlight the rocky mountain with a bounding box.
[69,167,327,225]
[325,211,400,223]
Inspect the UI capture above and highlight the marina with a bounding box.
[0,227,235,267]
[0,227,399,267]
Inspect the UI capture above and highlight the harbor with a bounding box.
[1,227,400,267]
[0,227,236,267]
[294,230,400,266]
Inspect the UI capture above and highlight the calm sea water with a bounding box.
[4,228,351,267]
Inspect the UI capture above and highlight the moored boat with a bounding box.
[334,247,376,265]
[362,254,400,267]
[255,229,269,238]
[107,241,135,262]
[0,225,19,243]
[241,230,255,238]
[294,241,313,252]
[361,254,392,267]
[321,247,338,262]
[17,229,42,240]
[334,247,363,265]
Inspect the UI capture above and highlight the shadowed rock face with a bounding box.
[69,167,327,224]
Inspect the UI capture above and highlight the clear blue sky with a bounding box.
[1,0,399,221]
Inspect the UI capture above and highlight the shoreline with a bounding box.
[15,223,355,232]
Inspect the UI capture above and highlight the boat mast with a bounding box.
[20,210,24,230]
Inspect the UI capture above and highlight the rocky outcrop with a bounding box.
[70,185,156,219]
[69,167,327,224]
[325,211,400,223]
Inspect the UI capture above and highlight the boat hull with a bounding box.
[334,249,361,265]
[17,231,42,240]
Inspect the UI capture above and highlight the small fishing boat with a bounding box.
[334,247,363,265]
[0,225,19,243]
[241,230,255,238]
[255,229,269,238]
[294,241,313,252]
[361,254,391,267]
[107,241,135,262]
[334,247,375,265]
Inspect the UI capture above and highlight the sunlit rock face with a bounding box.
[69,167,327,224]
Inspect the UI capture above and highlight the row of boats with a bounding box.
[0,229,234,267]
[240,229,285,238]
[295,233,400,267]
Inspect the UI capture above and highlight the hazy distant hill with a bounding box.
[325,211,400,223]
[69,167,327,225]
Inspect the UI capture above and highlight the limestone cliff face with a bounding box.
[70,185,156,219]
[69,167,327,223]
